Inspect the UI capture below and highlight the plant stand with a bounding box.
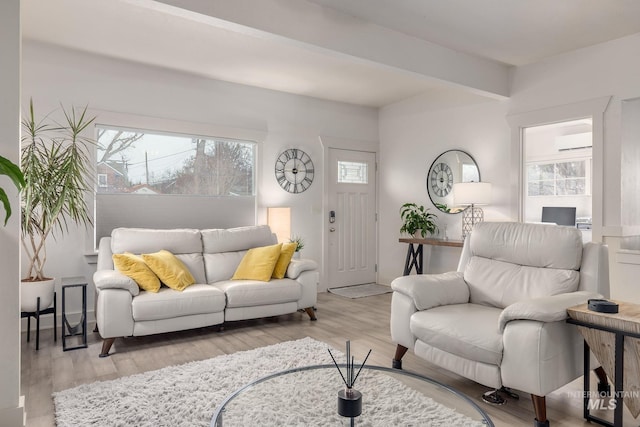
[21,292,57,351]
[62,277,88,351]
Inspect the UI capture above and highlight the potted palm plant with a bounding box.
[400,202,438,238]
[0,155,25,226]
[20,99,96,312]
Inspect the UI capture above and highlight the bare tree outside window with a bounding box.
[96,127,255,196]
[527,160,586,196]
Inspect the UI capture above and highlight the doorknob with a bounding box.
[329,227,336,232]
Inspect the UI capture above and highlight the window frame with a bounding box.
[526,157,591,197]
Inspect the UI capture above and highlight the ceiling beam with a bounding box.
[135,0,511,100]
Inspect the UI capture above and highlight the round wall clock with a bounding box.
[429,162,453,197]
[274,148,314,193]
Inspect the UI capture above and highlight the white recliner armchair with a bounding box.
[390,222,609,427]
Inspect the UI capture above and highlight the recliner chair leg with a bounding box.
[531,394,550,427]
[500,386,519,400]
[594,366,611,396]
[482,389,506,405]
[392,344,408,369]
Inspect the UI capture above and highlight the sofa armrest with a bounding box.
[286,258,318,279]
[390,271,469,311]
[94,270,140,296]
[498,290,602,332]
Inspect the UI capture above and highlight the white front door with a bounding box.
[328,148,377,288]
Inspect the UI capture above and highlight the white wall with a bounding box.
[378,95,511,285]
[0,2,25,425]
[21,40,378,323]
[378,32,640,300]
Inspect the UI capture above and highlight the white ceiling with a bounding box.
[21,0,640,108]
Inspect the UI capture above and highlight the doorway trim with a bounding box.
[506,96,611,242]
[318,135,379,292]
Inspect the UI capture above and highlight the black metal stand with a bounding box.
[403,243,423,275]
[21,292,57,351]
[567,317,640,427]
[62,278,88,351]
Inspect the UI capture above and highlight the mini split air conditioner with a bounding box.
[554,132,592,151]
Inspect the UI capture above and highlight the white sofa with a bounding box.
[94,225,319,357]
[390,222,609,427]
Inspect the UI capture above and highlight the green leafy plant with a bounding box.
[289,234,305,252]
[0,155,25,226]
[21,99,96,281]
[400,202,438,238]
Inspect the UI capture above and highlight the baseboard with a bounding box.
[0,397,25,427]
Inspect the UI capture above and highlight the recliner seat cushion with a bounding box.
[464,256,580,308]
[215,279,301,308]
[410,303,503,365]
[132,284,226,321]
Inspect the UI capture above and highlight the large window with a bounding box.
[96,126,255,196]
[93,124,259,245]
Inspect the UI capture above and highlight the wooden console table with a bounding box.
[567,301,640,426]
[399,237,464,275]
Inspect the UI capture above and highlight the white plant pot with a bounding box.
[20,278,55,313]
[293,252,301,260]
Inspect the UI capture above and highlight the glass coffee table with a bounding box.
[212,364,493,426]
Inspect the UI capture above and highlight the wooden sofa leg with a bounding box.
[531,394,550,427]
[99,338,115,358]
[304,307,317,321]
[392,344,408,369]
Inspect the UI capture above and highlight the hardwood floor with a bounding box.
[21,292,637,426]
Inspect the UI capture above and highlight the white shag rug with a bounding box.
[53,337,486,427]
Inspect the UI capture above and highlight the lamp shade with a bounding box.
[453,182,492,206]
[267,207,291,243]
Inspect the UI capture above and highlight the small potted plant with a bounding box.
[400,202,438,238]
[289,234,305,259]
[0,155,25,226]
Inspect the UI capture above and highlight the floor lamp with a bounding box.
[453,182,492,239]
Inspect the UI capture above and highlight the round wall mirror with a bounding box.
[427,150,480,214]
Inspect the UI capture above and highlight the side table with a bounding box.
[62,276,88,351]
[567,301,640,427]
[398,237,463,275]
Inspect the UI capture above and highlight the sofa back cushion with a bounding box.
[110,228,206,284]
[202,225,275,253]
[464,222,583,308]
[202,226,277,283]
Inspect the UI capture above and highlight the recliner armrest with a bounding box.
[94,270,140,296]
[286,258,318,279]
[390,271,469,311]
[498,290,602,332]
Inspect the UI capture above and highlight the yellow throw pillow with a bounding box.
[232,243,283,282]
[272,242,297,279]
[142,250,195,291]
[112,252,161,293]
